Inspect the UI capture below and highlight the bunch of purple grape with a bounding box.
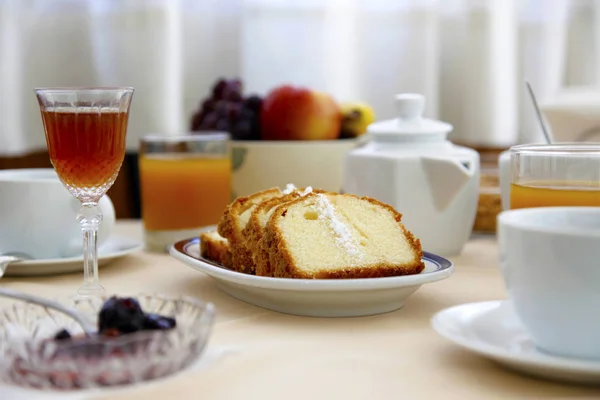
[190,78,263,140]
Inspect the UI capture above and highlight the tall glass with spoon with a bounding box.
[35,87,134,297]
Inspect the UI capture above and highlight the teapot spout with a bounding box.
[421,156,475,212]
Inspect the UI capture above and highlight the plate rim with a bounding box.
[170,236,454,291]
[431,300,600,374]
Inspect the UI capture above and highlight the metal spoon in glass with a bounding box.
[0,287,96,335]
[525,80,554,144]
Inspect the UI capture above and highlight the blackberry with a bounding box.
[98,296,146,335]
[54,328,72,340]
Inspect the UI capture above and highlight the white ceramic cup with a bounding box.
[497,207,600,359]
[0,169,116,259]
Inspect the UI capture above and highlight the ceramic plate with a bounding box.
[5,236,144,277]
[170,237,453,317]
[431,301,600,385]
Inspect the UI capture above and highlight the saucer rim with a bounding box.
[431,300,600,373]
[6,235,143,267]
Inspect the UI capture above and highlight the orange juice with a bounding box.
[510,182,600,209]
[139,154,231,230]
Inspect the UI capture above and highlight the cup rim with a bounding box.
[498,207,600,238]
[140,132,230,143]
[510,142,600,156]
[0,168,60,184]
[34,87,135,94]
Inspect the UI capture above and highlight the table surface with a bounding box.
[2,221,600,400]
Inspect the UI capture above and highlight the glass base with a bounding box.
[144,227,212,253]
[77,282,106,298]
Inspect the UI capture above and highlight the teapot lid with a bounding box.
[367,93,453,142]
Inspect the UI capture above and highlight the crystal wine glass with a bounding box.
[35,87,134,297]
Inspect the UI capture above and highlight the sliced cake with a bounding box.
[217,187,282,274]
[199,231,231,269]
[244,187,323,276]
[259,192,424,279]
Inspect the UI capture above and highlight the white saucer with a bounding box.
[170,236,454,318]
[5,236,144,277]
[431,300,600,385]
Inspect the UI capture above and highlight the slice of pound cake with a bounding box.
[260,193,425,279]
[244,187,320,276]
[200,231,232,269]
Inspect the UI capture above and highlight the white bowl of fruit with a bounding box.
[190,79,374,197]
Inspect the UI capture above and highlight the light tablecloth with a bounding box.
[1,221,600,399]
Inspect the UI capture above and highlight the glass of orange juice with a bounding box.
[510,143,600,209]
[139,133,231,252]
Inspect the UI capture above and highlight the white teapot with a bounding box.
[342,94,480,256]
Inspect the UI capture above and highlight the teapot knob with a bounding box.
[395,93,425,121]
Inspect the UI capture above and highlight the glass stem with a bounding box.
[77,202,105,297]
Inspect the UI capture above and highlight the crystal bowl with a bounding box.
[0,293,215,390]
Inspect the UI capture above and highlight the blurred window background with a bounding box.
[1,0,598,216]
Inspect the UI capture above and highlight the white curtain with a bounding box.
[0,0,597,156]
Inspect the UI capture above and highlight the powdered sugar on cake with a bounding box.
[300,186,313,196]
[282,184,312,197]
[314,194,361,257]
[282,183,297,194]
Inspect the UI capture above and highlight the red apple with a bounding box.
[260,85,341,140]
